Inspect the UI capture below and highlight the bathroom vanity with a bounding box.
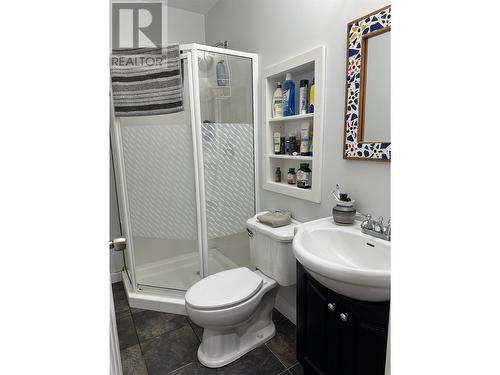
[292,216,390,374]
[296,262,389,375]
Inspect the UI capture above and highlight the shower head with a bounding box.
[214,41,228,49]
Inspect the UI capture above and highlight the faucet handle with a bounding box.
[374,216,384,233]
[383,219,391,235]
[361,213,374,230]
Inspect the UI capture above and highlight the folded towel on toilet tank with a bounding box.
[256,211,292,228]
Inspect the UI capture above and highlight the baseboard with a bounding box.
[110,271,122,283]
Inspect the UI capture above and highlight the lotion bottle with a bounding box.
[272,82,283,118]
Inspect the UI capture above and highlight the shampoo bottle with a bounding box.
[309,78,315,113]
[300,122,312,156]
[299,79,309,114]
[272,82,283,118]
[282,73,296,116]
[273,132,281,154]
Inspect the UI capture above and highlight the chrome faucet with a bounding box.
[360,214,391,241]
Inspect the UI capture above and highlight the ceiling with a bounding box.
[167,0,220,15]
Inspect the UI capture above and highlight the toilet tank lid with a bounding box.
[246,211,300,242]
[185,267,263,310]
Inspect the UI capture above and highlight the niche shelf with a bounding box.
[262,46,325,203]
[268,154,313,161]
[268,113,314,123]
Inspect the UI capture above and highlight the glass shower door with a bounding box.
[114,55,202,291]
[196,50,256,276]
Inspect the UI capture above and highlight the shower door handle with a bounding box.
[109,237,127,251]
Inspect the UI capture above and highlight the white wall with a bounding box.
[205,0,391,222]
[167,6,205,45]
[109,6,206,276]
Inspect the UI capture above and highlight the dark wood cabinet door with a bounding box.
[298,262,340,374]
[297,261,389,375]
[339,295,389,375]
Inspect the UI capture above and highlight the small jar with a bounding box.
[297,163,311,189]
[287,168,296,184]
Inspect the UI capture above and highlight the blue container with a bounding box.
[216,60,228,86]
[282,73,296,116]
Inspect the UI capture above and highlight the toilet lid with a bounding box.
[185,267,263,310]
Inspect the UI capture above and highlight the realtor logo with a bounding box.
[112,2,162,49]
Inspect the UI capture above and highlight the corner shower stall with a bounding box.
[111,44,259,314]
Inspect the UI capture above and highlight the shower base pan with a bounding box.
[122,249,238,315]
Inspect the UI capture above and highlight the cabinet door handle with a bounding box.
[339,312,349,322]
[327,303,336,312]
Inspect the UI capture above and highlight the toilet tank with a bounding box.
[246,212,300,286]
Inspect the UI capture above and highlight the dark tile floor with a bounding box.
[113,282,304,375]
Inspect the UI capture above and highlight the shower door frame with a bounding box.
[111,44,260,314]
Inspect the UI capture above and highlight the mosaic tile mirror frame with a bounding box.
[343,5,391,161]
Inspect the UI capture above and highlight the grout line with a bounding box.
[264,342,289,373]
[113,287,149,373]
[186,319,203,343]
[288,362,301,372]
[277,369,291,375]
[131,314,191,346]
[168,361,193,374]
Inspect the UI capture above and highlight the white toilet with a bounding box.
[185,212,298,368]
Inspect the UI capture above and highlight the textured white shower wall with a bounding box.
[119,120,255,242]
[121,113,199,241]
[202,123,255,239]
[205,0,391,221]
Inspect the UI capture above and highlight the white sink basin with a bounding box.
[293,217,390,301]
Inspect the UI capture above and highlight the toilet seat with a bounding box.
[185,267,263,310]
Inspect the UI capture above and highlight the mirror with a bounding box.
[343,6,391,161]
[362,31,390,141]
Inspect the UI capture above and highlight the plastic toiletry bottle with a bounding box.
[297,163,312,189]
[288,130,297,155]
[309,78,315,113]
[273,132,281,154]
[272,82,284,118]
[282,73,296,116]
[285,138,291,155]
[294,132,301,154]
[216,60,228,86]
[299,80,309,114]
[300,122,312,156]
[275,167,282,183]
[287,168,296,184]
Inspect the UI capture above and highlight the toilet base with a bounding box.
[197,321,276,368]
[196,282,278,368]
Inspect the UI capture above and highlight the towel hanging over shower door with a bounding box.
[110,45,183,116]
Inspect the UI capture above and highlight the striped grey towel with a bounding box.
[110,45,183,117]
